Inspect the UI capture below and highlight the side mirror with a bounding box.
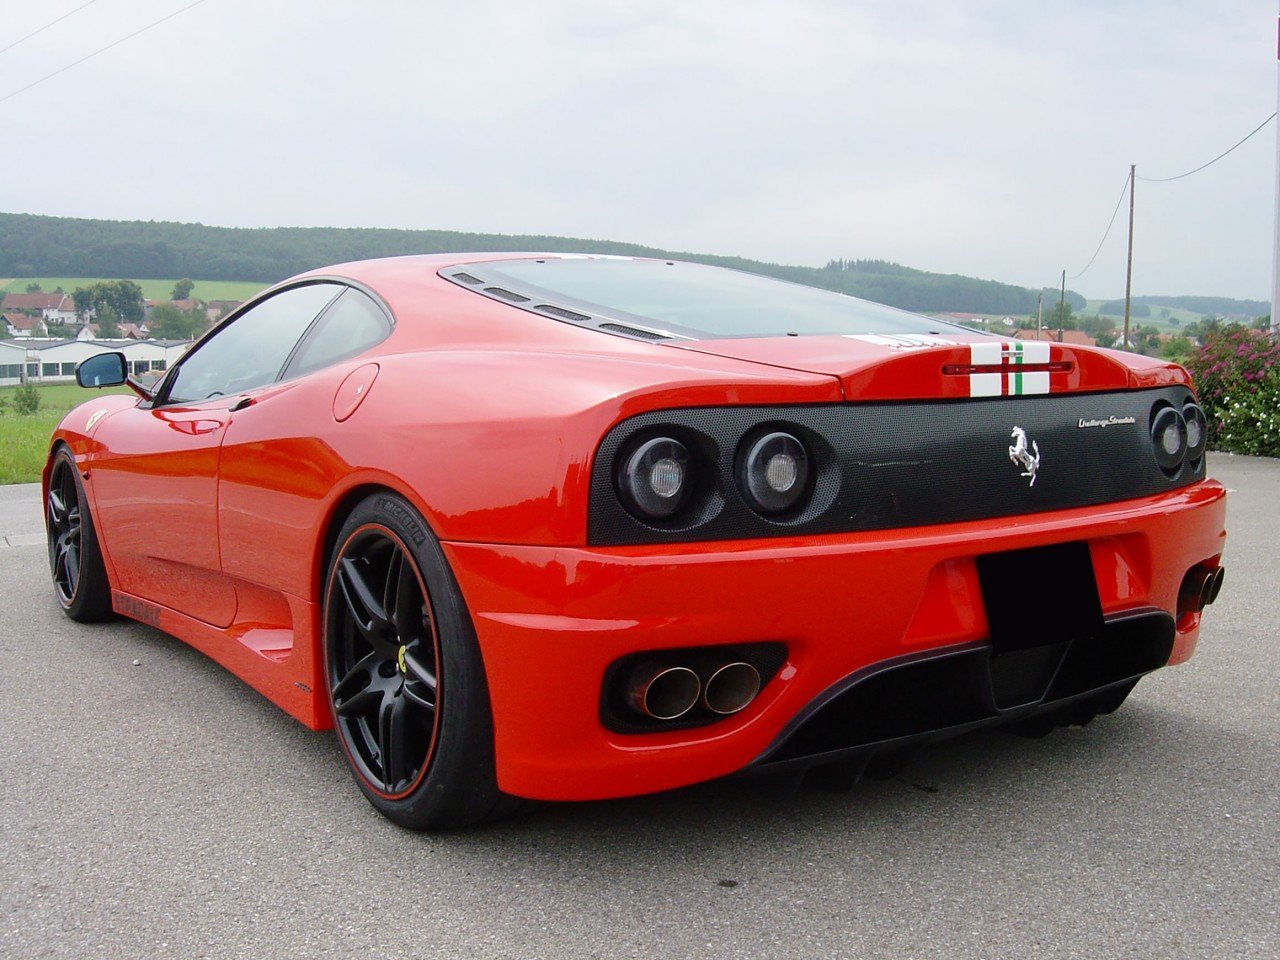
[76,352,128,388]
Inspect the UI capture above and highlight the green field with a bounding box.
[0,382,133,485]
[1,277,266,302]
[1083,300,1211,332]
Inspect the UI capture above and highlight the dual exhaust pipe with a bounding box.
[627,660,762,721]
[1179,563,1225,615]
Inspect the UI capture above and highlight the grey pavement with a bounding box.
[0,457,1277,959]
[0,482,44,548]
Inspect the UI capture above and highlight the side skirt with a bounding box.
[110,588,330,730]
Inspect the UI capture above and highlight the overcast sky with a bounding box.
[1,0,1276,300]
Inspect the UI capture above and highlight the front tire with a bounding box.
[322,492,513,830]
[46,448,113,622]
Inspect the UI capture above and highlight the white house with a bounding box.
[0,338,193,387]
[3,312,45,337]
[0,340,29,384]
[0,292,78,325]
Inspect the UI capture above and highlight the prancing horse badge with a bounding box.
[1008,426,1040,487]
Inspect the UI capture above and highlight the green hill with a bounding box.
[0,211,1079,316]
[1090,295,1266,322]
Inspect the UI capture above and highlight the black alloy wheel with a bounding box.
[327,526,442,797]
[48,456,83,606]
[323,492,514,830]
[46,448,113,622]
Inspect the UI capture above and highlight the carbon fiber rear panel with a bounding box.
[587,386,1202,545]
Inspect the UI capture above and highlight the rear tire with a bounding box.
[322,492,516,830]
[46,448,114,622]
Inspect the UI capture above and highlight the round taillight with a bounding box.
[1183,402,1207,461]
[617,437,691,519]
[738,431,810,514]
[1150,406,1188,473]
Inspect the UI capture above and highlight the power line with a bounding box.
[1137,111,1277,183]
[1068,173,1130,280]
[0,0,101,58]
[0,0,208,107]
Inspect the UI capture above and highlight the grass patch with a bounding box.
[2,277,266,302]
[0,382,132,485]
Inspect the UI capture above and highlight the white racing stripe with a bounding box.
[968,341,1053,397]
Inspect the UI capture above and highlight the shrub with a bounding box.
[1219,374,1280,457]
[13,382,40,415]
[1183,325,1280,451]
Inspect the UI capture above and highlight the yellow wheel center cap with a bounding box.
[397,645,408,674]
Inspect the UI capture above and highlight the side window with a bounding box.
[283,288,392,379]
[164,283,342,403]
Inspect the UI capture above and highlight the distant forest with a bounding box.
[1,209,1245,316]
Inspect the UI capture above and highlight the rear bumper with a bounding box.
[443,479,1226,801]
[753,607,1173,774]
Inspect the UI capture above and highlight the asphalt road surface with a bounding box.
[1,457,1276,960]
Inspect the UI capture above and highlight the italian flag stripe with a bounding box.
[967,341,1052,397]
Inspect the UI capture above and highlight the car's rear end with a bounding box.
[430,256,1227,801]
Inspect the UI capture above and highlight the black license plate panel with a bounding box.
[976,541,1104,656]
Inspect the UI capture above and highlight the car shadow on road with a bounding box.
[100,614,1265,867]
[422,697,1267,870]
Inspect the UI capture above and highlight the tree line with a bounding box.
[4,211,1081,316]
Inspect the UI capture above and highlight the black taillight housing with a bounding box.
[736,430,811,515]
[616,436,691,520]
[1150,405,1188,474]
[1183,401,1207,463]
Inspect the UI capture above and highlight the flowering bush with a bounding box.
[1219,374,1280,457]
[1183,325,1280,453]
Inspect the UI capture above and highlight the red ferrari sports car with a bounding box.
[47,254,1227,829]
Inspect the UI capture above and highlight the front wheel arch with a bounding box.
[45,444,114,622]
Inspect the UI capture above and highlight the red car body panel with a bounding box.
[445,479,1224,799]
[45,254,1228,799]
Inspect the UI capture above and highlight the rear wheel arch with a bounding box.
[314,479,449,606]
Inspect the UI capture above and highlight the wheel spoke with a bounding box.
[387,549,422,643]
[378,694,410,791]
[382,548,403,631]
[334,685,382,718]
[402,650,437,695]
[48,489,67,527]
[337,556,390,642]
[332,650,380,702]
[62,540,79,593]
[402,681,435,711]
[60,471,77,521]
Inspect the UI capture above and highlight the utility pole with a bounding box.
[1272,4,1279,334]
[1036,292,1043,336]
[1058,268,1066,342]
[1124,163,1136,350]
